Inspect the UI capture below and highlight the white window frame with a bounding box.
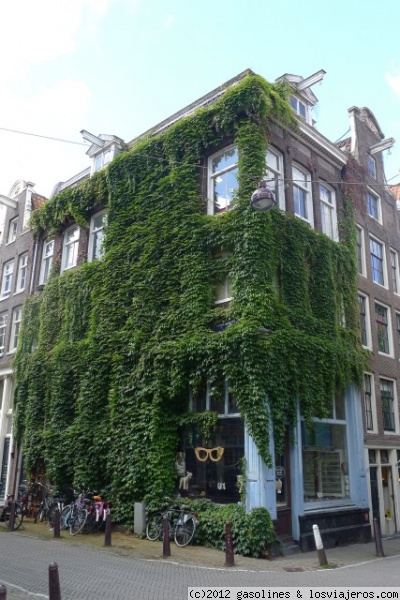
[9,306,22,353]
[396,311,400,360]
[39,239,55,285]
[207,145,238,216]
[290,95,310,123]
[0,313,7,357]
[358,292,372,350]
[369,235,387,288]
[61,226,80,273]
[7,219,17,244]
[390,249,400,295]
[375,301,393,357]
[265,146,285,210]
[292,164,314,227]
[319,182,338,241]
[301,396,350,507]
[1,260,14,300]
[367,189,382,223]
[190,380,240,418]
[15,253,28,294]
[380,377,398,434]
[356,225,366,277]
[364,372,377,433]
[88,211,107,262]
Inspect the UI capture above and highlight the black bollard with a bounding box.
[162,515,170,558]
[0,584,7,599]
[104,511,112,546]
[8,502,15,531]
[225,521,234,567]
[48,562,61,600]
[53,508,60,539]
[373,518,385,557]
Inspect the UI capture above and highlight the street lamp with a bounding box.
[250,180,276,212]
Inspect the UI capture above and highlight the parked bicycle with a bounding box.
[59,487,110,536]
[0,493,24,530]
[146,506,198,547]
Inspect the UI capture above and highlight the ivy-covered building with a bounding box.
[11,69,372,550]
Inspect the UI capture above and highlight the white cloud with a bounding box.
[165,14,175,28]
[0,0,117,76]
[385,69,400,99]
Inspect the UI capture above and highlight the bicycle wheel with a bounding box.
[60,505,72,529]
[146,513,164,541]
[70,508,88,536]
[12,504,24,531]
[34,502,46,524]
[174,515,196,547]
[47,503,58,528]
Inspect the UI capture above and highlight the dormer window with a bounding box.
[80,130,124,177]
[290,95,307,119]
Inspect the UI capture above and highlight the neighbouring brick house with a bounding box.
[0,180,46,501]
[339,107,400,537]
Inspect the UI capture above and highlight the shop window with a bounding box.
[302,397,349,503]
[181,381,243,503]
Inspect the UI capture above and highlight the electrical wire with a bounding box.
[0,125,399,189]
[0,126,89,146]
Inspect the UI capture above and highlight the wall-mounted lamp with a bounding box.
[250,180,276,212]
[80,129,105,148]
[369,137,395,155]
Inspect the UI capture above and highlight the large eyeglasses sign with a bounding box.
[194,446,224,462]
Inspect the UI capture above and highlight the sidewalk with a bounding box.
[10,518,400,573]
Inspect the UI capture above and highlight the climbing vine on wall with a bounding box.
[14,75,366,522]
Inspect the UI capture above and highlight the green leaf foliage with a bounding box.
[14,74,365,522]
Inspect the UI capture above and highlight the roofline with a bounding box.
[129,69,255,146]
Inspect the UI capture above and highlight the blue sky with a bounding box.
[1,0,400,198]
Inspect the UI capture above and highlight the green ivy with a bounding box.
[14,74,366,522]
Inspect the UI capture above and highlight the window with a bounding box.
[358,293,371,348]
[208,146,238,215]
[292,164,313,226]
[61,226,80,272]
[7,219,17,244]
[367,190,381,222]
[184,380,243,503]
[265,147,285,209]
[290,95,308,120]
[369,237,386,286]
[1,261,14,299]
[94,149,112,172]
[215,277,233,304]
[88,212,106,262]
[39,239,54,285]
[0,313,7,357]
[356,226,366,276]
[364,373,375,431]
[15,253,28,293]
[375,302,391,355]
[390,250,400,294]
[319,183,338,240]
[367,155,376,178]
[9,306,22,352]
[380,379,396,432]
[396,312,400,357]
[302,396,349,503]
